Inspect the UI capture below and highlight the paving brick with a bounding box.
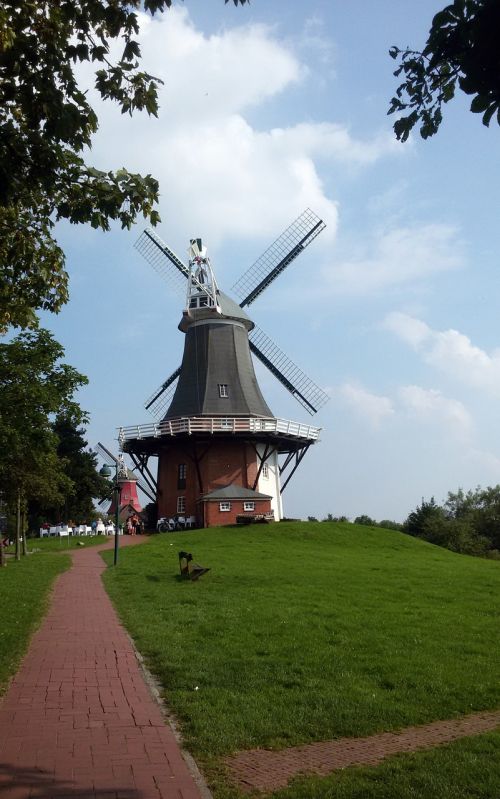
[0,537,205,799]
[226,708,500,792]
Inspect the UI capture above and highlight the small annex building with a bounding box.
[199,484,273,527]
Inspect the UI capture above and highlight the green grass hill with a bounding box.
[102,521,500,798]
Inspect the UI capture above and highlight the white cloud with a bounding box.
[398,385,472,438]
[339,383,394,428]
[82,8,397,248]
[322,223,464,295]
[337,380,471,439]
[299,15,336,70]
[385,313,500,395]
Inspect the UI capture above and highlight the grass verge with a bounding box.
[0,551,70,694]
[5,534,112,554]
[101,522,500,797]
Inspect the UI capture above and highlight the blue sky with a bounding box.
[39,0,500,521]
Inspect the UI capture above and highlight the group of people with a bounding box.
[125,514,143,535]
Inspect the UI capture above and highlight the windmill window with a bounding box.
[218,384,229,398]
[177,496,186,514]
[262,463,269,479]
[199,296,208,307]
[219,502,231,512]
[177,463,186,489]
[243,501,255,511]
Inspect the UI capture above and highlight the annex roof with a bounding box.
[200,484,272,501]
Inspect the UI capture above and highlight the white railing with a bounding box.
[119,416,321,443]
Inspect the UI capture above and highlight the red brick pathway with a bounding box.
[226,709,500,793]
[0,537,207,799]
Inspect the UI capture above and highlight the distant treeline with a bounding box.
[308,514,403,531]
[312,486,500,559]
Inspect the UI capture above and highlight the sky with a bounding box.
[38,0,500,522]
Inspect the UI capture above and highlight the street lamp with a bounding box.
[100,463,120,566]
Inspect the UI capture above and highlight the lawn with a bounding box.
[5,534,111,554]
[0,551,70,694]
[101,522,500,797]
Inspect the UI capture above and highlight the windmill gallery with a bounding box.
[118,210,329,528]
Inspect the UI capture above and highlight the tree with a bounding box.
[28,414,110,529]
[388,0,500,141]
[404,497,444,538]
[0,0,246,332]
[379,519,403,531]
[0,329,87,557]
[445,484,500,551]
[354,514,377,526]
[403,486,500,556]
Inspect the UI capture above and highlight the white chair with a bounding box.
[105,523,114,535]
[58,525,70,537]
[185,515,196,529]
[96,520,106,535]
[49,526,58,537]
[39,528,49,538]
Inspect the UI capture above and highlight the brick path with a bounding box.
[0,537,207,799]
[226,709,500,793]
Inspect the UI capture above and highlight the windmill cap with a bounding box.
[179,290,254,332]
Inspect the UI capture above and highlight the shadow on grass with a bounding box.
[0,761,143,797]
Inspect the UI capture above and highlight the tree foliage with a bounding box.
[404,497,444,538]
[0,329,87,551]
[0,0,247,331]
[388,0,500,141]
[28,414,110,528]
[354,514,377,526]
[404,487,500,557]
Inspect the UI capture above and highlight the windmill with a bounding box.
[95,442,155,519]
[119,209,329,527]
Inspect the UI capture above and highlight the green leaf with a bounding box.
[470,94,491,113]
[482,103,498,127]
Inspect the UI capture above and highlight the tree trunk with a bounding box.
[15,489,21,561]
[21,506,28,556]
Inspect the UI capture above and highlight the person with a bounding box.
[126,516,133,535]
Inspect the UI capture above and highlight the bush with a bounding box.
[354,515,377,526]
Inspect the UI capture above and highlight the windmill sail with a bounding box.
[95,441,119,465]
[95,443,155,502]
[249,325,329,415]
[135,211,328,417]
[144,367,181,421]
[134,228,188,295]
[232,209,326,308]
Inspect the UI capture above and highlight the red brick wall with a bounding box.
[204,499,271,527]
[157,440,260,524]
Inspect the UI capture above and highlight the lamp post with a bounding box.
[100,463,120,566]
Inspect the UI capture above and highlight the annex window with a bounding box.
[218,383,229,398]
[177,463,187,489]
[219,418,232,430]
[243,501,255,511]
[262,463,269,479]
[177,496,186,514]
[219,501,231,512]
